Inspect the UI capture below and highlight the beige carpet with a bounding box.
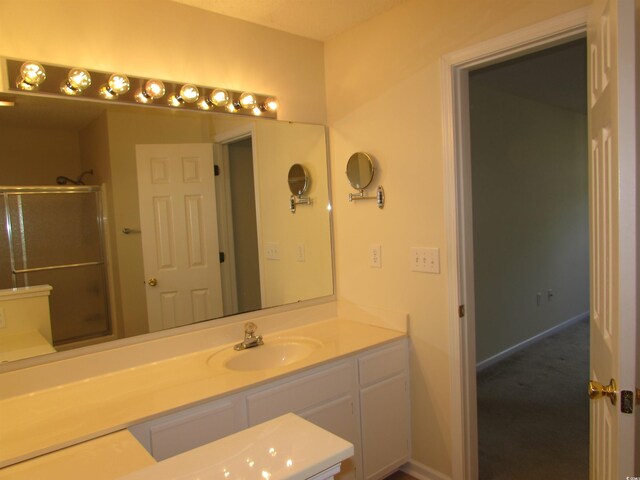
[477,318,589,479]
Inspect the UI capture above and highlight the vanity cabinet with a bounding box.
[128,338,409,480]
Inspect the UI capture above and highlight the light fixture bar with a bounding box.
[3,58,278,119]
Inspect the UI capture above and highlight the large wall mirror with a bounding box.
[0,93,334,366]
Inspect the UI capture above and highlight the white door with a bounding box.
[587,0,637,478]
[136,143,224,332]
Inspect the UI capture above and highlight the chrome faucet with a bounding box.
[234,322,264,350]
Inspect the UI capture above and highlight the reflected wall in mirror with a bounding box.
[0,94,334,364]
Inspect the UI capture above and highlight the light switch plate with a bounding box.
[411,247,440,273]
[370,244,382,268]
[265,242,280,260]
[296,243,306,262]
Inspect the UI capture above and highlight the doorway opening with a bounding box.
[440,8,589,480]
[468,39,589,478]
[215,136,262,316]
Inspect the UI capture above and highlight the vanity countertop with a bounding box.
[0,318,404,468]
[0,430,155,480]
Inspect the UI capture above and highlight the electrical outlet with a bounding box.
[411,247,440,273]
[370,244,382,268]
[0,307,5,329]
[536,292,542,306]
[265,242,280,260]
[296,243,306,262]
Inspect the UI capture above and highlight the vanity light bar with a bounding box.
[4,58,278,119]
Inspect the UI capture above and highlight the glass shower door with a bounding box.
[3,187,111,345]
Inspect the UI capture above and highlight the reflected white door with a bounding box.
[136,143,224,332]
[587,0,637,478]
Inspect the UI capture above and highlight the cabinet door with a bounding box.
[129,394,247,461]
[360,373,409,480]
[300,395,359,480]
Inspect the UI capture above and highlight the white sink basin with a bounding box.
[209,337,322,372]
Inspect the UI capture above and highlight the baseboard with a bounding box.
[476,311,589,371]
[400,459,451,480]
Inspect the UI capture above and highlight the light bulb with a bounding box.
[179,84,199,103]
[145,79,165,99]
[134,89,153,104]
[17,62,46,90]
[225,102,238,113]
[99,85,117,100]
[210,88,230,107]
[263,97,278,112]
[167,93,183,107]
[239,92,257,109]
[135,79,165,104]
[108,73,130,94]
[197,98,212,110]
[99,73,130,100]
[252,106,262,116]
[67,68,91,91]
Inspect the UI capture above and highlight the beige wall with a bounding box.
[0,127,81,185]
[470,83,589,364]
[324,0,590,475]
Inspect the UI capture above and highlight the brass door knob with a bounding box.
[588,378,617,405]
[147,277,158,287]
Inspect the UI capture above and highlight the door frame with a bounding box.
[213,125,265,315]
[441,8,589,479]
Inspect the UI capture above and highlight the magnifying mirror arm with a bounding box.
[348,185,385,209]
[290,194,312,213]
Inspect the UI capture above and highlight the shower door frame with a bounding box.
[1,185,114,346]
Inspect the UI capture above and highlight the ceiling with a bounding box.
[170,0,408,41]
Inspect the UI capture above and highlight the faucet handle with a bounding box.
[244,322,258,335]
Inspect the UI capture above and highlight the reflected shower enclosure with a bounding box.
[0,186,112,345]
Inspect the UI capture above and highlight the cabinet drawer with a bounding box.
[358,340,407,387]
[247,362,354,425]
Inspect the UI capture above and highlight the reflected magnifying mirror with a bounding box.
[288,163,312,213]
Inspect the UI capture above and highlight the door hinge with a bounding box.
[219,251,225,263]
[458,305,465,318]
[214,164,220,176]
[621,390,634,414]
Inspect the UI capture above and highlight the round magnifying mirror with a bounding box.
[288,163,310,196]
[346,152,374,190]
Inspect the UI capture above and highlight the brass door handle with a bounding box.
[147,277,158,287]
[588,378,617,405]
